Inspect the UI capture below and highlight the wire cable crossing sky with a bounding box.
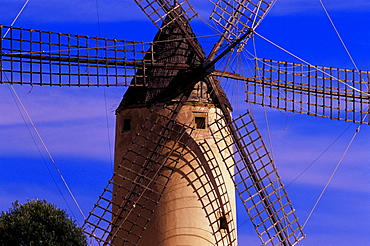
[0,1,369,245]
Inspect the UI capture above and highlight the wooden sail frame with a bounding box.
[247,58,369,125]
[0,25,153,87]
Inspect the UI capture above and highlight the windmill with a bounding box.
[1,0,369,245]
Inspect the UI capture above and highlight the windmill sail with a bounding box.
[211,0,274,42]
[209,111,305,245]
[0,25,154,87]
[133,0,198,30]
[208,0,274,59]
[247,58,370,125]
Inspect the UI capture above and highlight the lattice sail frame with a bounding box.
[198,140,238,246]
[210,0,274,42]
[0,25,154,87]
[247,58,370,125]
[84,105,238,245]
[209,111,305,246]
[133,0,198,30]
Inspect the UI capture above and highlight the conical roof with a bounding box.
[117,12,231,112]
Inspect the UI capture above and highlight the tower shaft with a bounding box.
[112,103,237,245]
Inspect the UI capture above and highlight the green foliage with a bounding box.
[0,199,87,246]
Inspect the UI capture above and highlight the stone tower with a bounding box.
[112,16,237,245]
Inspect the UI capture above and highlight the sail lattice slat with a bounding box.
[83,106,194,245]
[210,0,273,42]
[209,111,305,246]
[247,58,370,124]
[0,25,155,87]
[133,0,197,30]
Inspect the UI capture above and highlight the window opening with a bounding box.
[219,216,228,230]
[195,116,206,129]
[122,118,131,131]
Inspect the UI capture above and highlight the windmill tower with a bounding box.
[82,4,304,246]
[111,14,237,245]
[1,0,368,246]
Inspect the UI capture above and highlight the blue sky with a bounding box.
[0,1,369,245]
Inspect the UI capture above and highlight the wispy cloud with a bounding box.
[0,0,146,24]
[0,85,120,160]
[269,0,370,16]
[0,178,105,225]
[249,106,370,195]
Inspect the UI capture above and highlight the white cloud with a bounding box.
[0,179,106,225]
[268,0,370,16]
[247,106,370,195]
[0,0,146,24]
[0,85,121,160]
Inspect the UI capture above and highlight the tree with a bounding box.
[0,199,87,246]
